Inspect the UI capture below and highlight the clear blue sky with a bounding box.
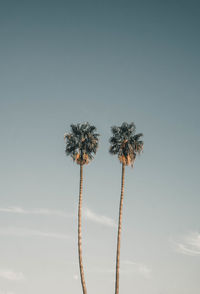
[0,1,200,293]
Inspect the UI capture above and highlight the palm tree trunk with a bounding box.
[115,163,125,294]
[78,164,87,294]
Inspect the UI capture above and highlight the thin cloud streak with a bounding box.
[73,274,78,281]
[0,227,71,240]
[87,261,152,279]
[122,260,152,279]
[0,206,116,228]
[87,267,114,275]
[0,291,15,294]
[0,206,72,218]
[0,269,25,281]
[173,232,200,256]
[83,207,116,228]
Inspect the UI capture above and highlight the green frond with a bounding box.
[64,122,99,165]
[133,133,143,141]
[109,122,143,166]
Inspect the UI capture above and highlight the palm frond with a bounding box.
[133,133,143,141]
[64,122,99,165]
[109,122,143,166]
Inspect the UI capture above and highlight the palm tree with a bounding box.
[109,122,143,294]
[64,122,99,294]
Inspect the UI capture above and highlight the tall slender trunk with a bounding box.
[115,163,125,294]
[78,164,87,294]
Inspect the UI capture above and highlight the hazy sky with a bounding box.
[0,0,200,293]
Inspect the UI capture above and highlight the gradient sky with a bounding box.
[0,0,200,293]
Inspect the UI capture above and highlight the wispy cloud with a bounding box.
[0,206,72,218]
[122,260,152,279]
[0,227,71,240]
[87,267,114,274]
[0,269,25,281]
[73,274,78,280]
[173,231,200,256]
[0,206,115,228]
[86,261,152,279]
[83,208,116,228]
[0,291,16,294]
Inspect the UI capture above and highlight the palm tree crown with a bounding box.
[109,122,143,166]
[64,122,99,165]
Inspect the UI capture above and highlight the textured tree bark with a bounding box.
[115,163,125,294]
[78,164,87,294]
